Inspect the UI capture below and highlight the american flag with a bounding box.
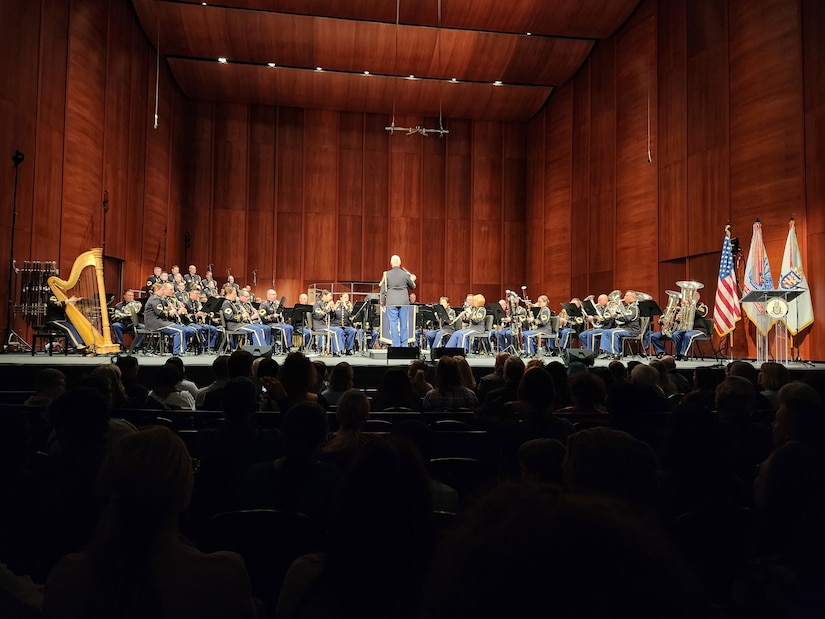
[713,227,741,336]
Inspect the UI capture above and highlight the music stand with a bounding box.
[741,289,803,364]
[432,303,450,327]
[351,300,369,355]
[638,299,663,318]
[486,303,505,326]
[561,303,583,319]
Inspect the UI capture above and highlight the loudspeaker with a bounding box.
[387,346,420,360]
[563,348,595,367]
[433,347,465,360]
[242,344,274,358]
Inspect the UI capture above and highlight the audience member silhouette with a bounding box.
[240,403,340,523]
[44,426,255,618]
[372,367,421,411]
[771,381,825,449]
[320,362,354,407]
[454,356,476,391]
[475,353,509,403]
[425,482,709,619]
[165,356,199,400]
[202,350,255,411]
[564,427,660,518]
[422,356,479,412]
[544,360,571,409]
[24,368,65,408]
[196,355,230,409]
[277,438,435,619]
[114,356,149,409]
[321,388,377,471]
[148,364,196,411]
[555,371,608,414]
[474,355,524,427]
[715,376,773,486]
[518,438,566,485]
[407,359,433,399]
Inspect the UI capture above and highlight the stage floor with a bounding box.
[1,348,822,374]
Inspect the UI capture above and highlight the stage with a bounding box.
[0,348,822,392]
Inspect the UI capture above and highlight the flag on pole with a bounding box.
[779,218,814,335]
[713,225,742,337]
[741,219,775,335]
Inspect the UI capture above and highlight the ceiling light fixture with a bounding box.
[217,57,227,64]
[494,80,503,86]
[316,66,323,71]
[385,0,449,137]
[364,70,370,75]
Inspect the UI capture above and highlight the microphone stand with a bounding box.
[2,151,30,353]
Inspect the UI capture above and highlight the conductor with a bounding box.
[380,254,416,347]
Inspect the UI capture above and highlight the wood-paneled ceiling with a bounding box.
[132,0,640,122]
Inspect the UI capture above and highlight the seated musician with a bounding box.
[520,295,555,356]
[185,287,219,352]
[495,293,527,353]
[145,266,162,295]
[599,291,640,358]
[45,293,86,352]
[238,288,272,347]
[110,290,145,351]
[557,297,584,351]
[144,282,197,355]
[312,290,343,355]
[174,280,189,305]
[183,264,201,291]
[653,291,710,360]
[333,293,357,355]
[445,294,487,354]
[260,288,294,352]
[426,297,457,350]
[578,294,611,351]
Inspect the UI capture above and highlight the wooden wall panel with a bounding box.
[275,107,304,290]
[31,0,69,259]
[657,0,686,261]
[185,100,215,273]
[420,127,447,300]
[101,0,133,264]
[444,119,472,302]
[588,41,617,287]
[686,0,730,258]
[127,23,150,282]
[211,103,249,283]
[729,0,804,244]
[62,0,108,264]
[803,0,825,238]
[337,113,364,281]
[303,110,338,283]
[247,105,276,290]
[503,123,526,295]
[471,122,503,287]
[543,87,574,304]
[362,114,389,286]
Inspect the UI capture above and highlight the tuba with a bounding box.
[675,281,704,332]
[659,290,682,337]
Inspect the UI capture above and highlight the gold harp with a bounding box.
[47,248,120,354]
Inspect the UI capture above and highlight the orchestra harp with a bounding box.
[47,248,120,354]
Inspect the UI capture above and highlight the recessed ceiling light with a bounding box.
[316,66,323,71]
[217,57,227,64]
[494,80,503,86]
[408,74,416,79]
[267,62,276,68]
[526,32,532,36]
[363,71,370,75]
[450,78,458,83]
